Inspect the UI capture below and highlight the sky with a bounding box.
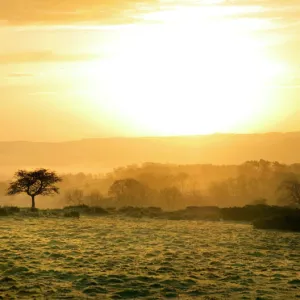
[0,0,300,141]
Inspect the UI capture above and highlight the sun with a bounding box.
[81,7,286,136]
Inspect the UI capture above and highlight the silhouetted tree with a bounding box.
[208,181,232,206]
[278,179,300,206]
[87,190,104,206]
[7,169,62,210]
[160,187,182,210]
[108,178,147,206]
[64,189,84,206]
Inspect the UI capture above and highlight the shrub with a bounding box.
[120,207,144,218]
[19,209,40,217]
[89,207,109,215]
[143,207,163,218]
[4,206,20,214]
[63,211,80,218]
[165,211,184,220]
[43,209,61,217]
[253,215,300,232]
[0,206,21,216]
[117,207,164,218]
[106,207,116,213]
[64,204,89,210]
[221,205,300,222]
[184,206,221,220]
[163,207,221,221]
[147,207,163,212]
[64,205,108,216]
[118,206,137,213]
[0,207,8,216]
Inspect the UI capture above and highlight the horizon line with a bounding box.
[2,131,300,143]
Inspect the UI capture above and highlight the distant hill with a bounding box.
[0,132,300,176]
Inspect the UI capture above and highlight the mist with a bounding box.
[1,0,300,298]
[1,159,299,209]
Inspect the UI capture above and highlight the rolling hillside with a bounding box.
[0,132,300,177]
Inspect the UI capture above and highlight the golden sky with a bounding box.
[1,0,300,141]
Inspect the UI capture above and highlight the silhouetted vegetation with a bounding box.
[63,204,109,215]
[48,160,300,209]
[0,203,299,231]
[221,205,300,222]
[164,206,221,221]
[118,206,163,218]
[63,211,80,218]
[7,169,62,210]
[64,189,84,206]
[253,215,300,232]
[0,206,20,216]
[64,204,90,211]
[2,161,300,221]
[278,178,300,206]
[0,207,9,216]
[108,178,149,207]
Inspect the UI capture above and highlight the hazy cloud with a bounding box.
[1,0,300,26]
[29,91,57,95]
[0,0,159,25]
[0,51,103,64]
[7,73,34,77]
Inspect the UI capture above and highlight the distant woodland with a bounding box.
[1,160,300,209]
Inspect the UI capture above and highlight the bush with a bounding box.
[19,209,40,217]
[118,207,143,218]
[64,205,108,216]
[64,204,89,211]
[43,209,61,217]
[106,207,116,213]
[253,215,300,232]
[0,206,21,216]
[117,207,164,218]
[118,206,137,213]
[0,207,8,216]
[4,206,20,214]
[143,207,163,218]
[184,206,221,220]
[63,211,80,218]
[163,207,221,221]
[88,207,109,215]
[221,205,300,222]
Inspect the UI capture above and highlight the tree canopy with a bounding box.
[108,178,148,206]
[7,169,62,209]
[278,179,300,206]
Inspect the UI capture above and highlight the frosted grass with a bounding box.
[0,217,299,299]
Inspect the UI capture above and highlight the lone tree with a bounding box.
[7,169,62,210]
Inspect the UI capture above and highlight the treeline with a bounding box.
[60,160,300,209]
[1,160,300,209]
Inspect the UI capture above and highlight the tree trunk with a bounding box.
[31,195,36,210]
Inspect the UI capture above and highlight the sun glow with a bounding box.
[80,6,286,136]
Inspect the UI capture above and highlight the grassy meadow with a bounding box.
[0,216,299,299]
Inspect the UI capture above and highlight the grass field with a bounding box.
[0,217,299,299]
